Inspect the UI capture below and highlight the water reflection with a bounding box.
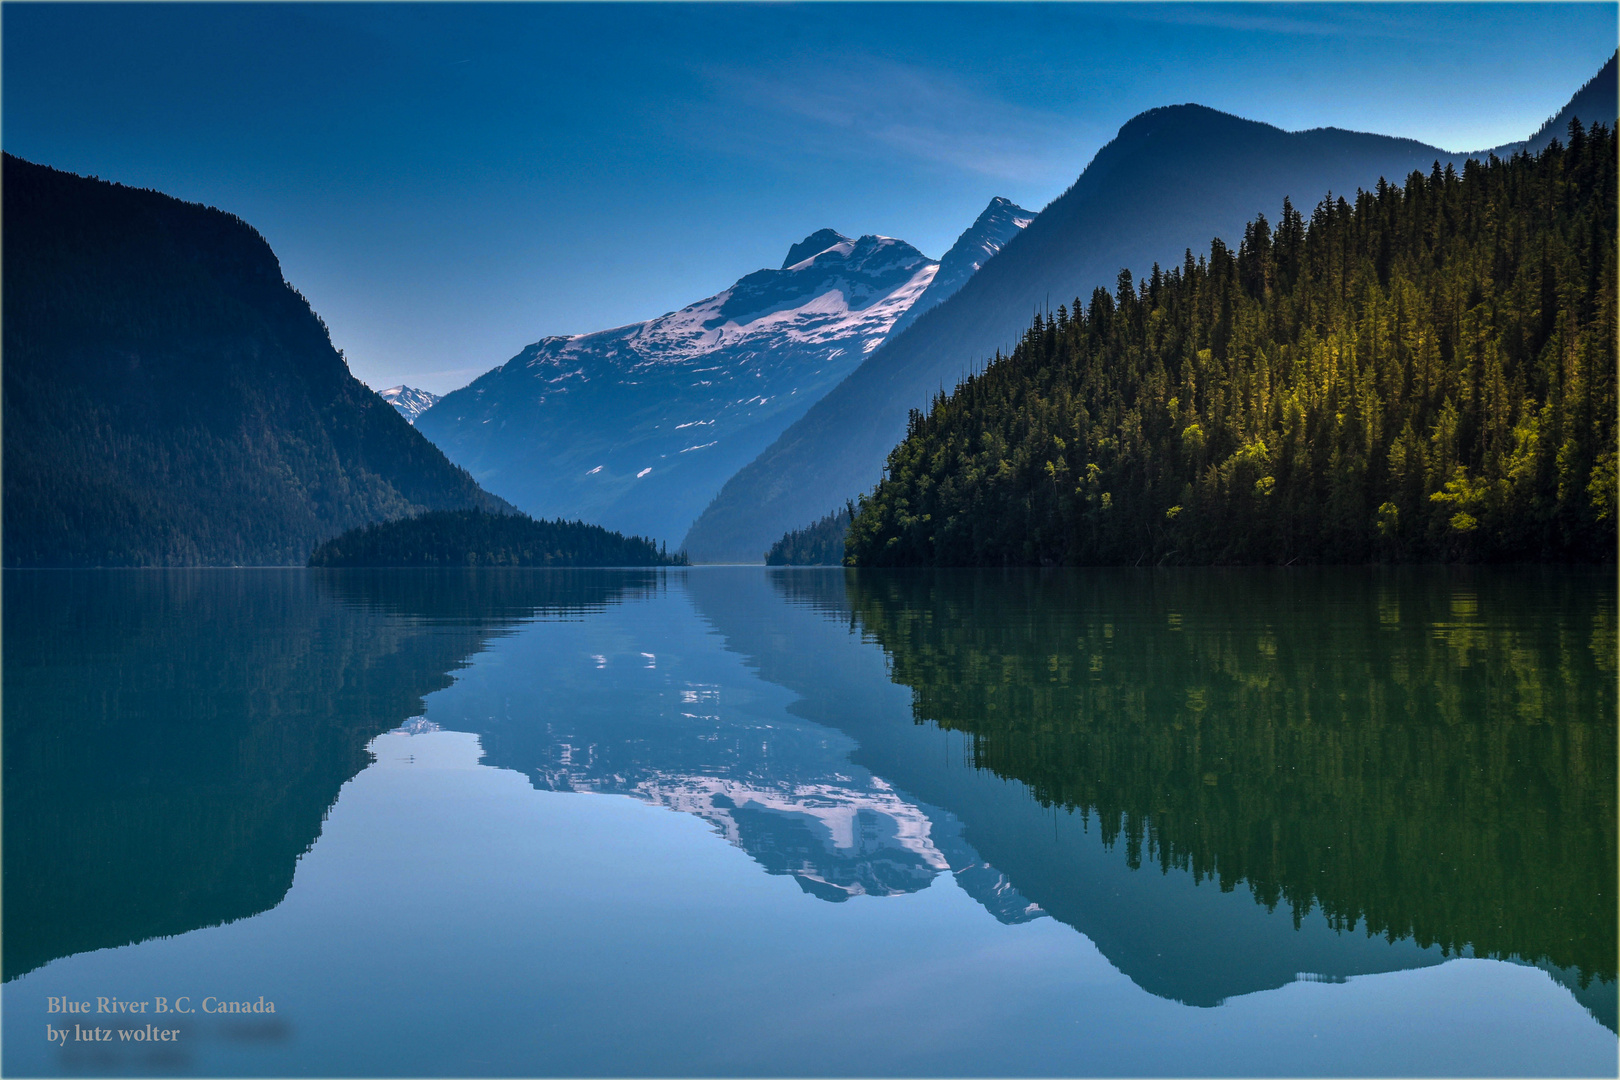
[317,566,661,622]
[1,569,656,981]
[5,564,1613,1060]
[732,567,1615,1026]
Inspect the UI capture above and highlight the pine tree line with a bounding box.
[764,504,854,565]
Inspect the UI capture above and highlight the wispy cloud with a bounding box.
[1121,4,1440,42]
[680,57,1104,187]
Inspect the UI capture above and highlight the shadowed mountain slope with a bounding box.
[1509,51,1618,156]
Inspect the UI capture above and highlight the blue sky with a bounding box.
[4,3,1614,394]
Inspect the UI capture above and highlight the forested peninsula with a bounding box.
[765,505,853,565]
[308,509,686,567]
[847,124,1616,566]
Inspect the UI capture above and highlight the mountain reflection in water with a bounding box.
[463,579,1045,918]
[1,569,658,981]
[3,565,1613,1048]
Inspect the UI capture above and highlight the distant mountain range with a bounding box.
[415,198,1030,547]
[379,385,441,424]
[1,154,507,566]
[681,53,1618,562]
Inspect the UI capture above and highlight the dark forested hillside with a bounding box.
[848,125,1617,566]
[2,154,506,566]
[764,505,853,565]
[307,509,686,567]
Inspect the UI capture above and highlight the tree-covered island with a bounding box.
[308,509,687,567]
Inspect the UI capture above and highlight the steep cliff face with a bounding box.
[2,154,505,566]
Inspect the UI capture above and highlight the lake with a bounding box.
[2,566,1615,1076]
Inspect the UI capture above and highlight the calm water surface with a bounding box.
[3,566,1615,1076]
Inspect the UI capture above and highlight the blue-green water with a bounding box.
[3,566,1615,1076]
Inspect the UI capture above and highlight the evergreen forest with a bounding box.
[307,509,687,567]
[847,125,1617,566]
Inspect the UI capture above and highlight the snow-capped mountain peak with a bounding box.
[705,233,936,331]
[955,197,1037,273]
[378,385,441,424]
[781,228,853,269]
